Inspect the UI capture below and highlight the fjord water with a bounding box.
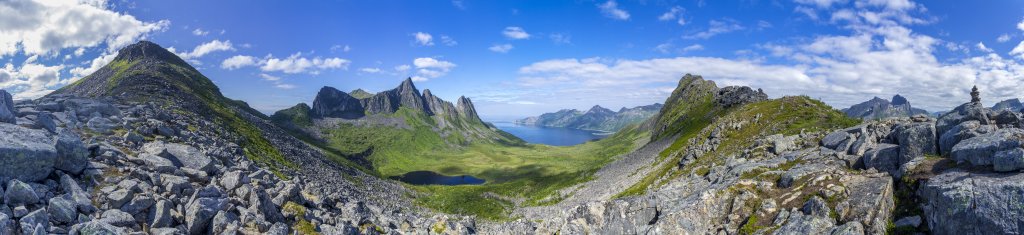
[389,171,486,185]
[491,121,609,146]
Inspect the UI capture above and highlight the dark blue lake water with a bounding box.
[491,121,609,146]
[389,171,486,185]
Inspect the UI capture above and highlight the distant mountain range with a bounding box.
[992,98,1023,112]
[514,104,663,132]
[842,94,929,119]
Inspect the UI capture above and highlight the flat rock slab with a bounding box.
[0,124,56,182]
[143,141,216,174]
[919,169,1024,234]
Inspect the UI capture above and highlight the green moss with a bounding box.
[293,219,319,235]
[738,215,763,235]
[431,220,447,234]
[282,201,306,218]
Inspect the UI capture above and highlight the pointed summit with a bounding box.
[311,86,364,119]
[52,41,222,102]
[456,96,481,122]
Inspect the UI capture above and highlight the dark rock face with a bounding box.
[714,86,767,108]
[0,90,14,124]
[891,94,909,106]
[310,86,365,119]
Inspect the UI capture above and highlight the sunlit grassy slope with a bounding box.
[318,108,647,220]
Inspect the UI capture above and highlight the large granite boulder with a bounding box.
[54,129,89,174]
[836,173,894,234]
[861,144,900,178]
[950,128,1024,167]
[919,169,1024,234]
[143,141,216,174]
[936,102,991,150]
[939,120,996,156]
[0,90,14,124]
[822,131,854,153]
[0,124,57,182]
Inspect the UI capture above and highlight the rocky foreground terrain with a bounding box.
[2,40,1024,235]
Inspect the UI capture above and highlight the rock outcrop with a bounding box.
[310,86,364,119]
[714,86,768,108]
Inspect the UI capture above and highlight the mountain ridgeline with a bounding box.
[272,78,518,146]
[842,94,929,120]
[514,104,663,132]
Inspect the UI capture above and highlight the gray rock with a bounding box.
[19,208,48,234]
[138,153,176,173]
[0,124,57,182]
[939,120,996,156]
[186,197,225,235]
[86,116,117,134]
[919,169,1024,234]
[822,131,854,152]
[862,144,900,178]
[13,206,27,217]
[266,222,290,235]
[801,196,830,217]
[249,188,284,223]
[100,209,136,228]
[72,220,127,235]
[119,195,154,215]
[122,132,143,145]
[894,122,937,166]
[106,189,134,209]
[0,90,14,124]
[219,171,249,191]
[894,215,921,228]
[773,211,835,235]
[34,112,56,133]
[936,102,991,145]
[951,128,1024,167]
[143,142,216,174]
[993,148,1024,172]
[211,210,239,234]
[159,174,190,195]
[48,195,78,223]
[830,222,865,235]
[148,200,173,228]
[838,174,894,234]
[149,227,180,235]
[0,213,11,234]
[60,174,95,213]
[55,130,89,174]
[4,179,40,205]
[714,86,768,108]
[993,110,1022,128]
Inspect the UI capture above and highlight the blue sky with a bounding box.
[3,0,1024,121]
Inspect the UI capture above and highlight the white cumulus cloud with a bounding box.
[413,32,433,46]
[502,27,530,40]
[410,57,456,81]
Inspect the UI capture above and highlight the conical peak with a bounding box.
[113,41,186,65]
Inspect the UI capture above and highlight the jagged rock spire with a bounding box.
[971,85,981,103]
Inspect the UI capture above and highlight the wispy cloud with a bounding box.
[489,44,513,53]
[597,0,630,20]
[502,27,531,40]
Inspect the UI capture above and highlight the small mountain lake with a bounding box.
[389,171,486,185]
[491,121,610,146]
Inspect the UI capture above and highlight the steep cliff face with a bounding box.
[456,96,482,123]
[310,87,365,119]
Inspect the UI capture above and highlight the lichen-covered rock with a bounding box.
[939,120,996,156]
[936,102,991,148]
[0,124,56,182]
[714,86,767,108]
[55,130,89,174]
[822,131,854,153]
[862,144,900,177]
[4,179,40,206]
[143,141,216,174]
[893,122,937,165]
[48,195,78,223]
[993,148,1024,172]
[837,173,893,234]
[951,128,1024,167]
[919,169,1024,234]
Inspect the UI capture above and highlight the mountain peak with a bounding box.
[891,94,909,105]
[113,41,188,66]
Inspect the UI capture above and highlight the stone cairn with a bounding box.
[971,85,981,103]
